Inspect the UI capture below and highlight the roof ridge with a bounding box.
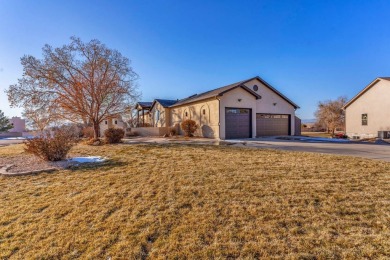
[176,77,256,102]
[343,77,390,109]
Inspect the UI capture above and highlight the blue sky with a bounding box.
[1,0,390,119]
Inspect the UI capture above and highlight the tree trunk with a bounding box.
[93,123,100,139]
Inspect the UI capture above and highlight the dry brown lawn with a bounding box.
[301,132,333,138]
[1,143,390,259]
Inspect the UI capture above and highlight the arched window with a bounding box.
[200,105,209,125]
[183,109,189,120]
[155,110,160,125]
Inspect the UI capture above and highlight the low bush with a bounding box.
[24,130,76,161]
[180,119,198,137]
[169,127,176,136]
[104,128,125,143]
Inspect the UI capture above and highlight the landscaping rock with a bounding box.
[0,164,56,176]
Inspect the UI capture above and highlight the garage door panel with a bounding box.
[225,108,251,139]
[256,114,289,136]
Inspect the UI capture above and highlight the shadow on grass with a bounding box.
[66,159,128,173]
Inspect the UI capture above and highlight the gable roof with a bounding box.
[136,102,152,109]
[251,76,300,109]
[170,76,299,109]
[343,77,390,109]
[150,99,178,110]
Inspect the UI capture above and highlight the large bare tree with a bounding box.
[7,37,139,138]
[315,96,347,136]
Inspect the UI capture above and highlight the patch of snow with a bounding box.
[1,137,26,140]
[68,156,106,163]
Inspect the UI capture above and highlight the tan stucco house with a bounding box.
[150,99,178,127]
[99,115,127,137]
[138,76,299,139]
[343,77,390,139]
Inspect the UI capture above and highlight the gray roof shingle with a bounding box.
[136,102,153,109]
[170,76,299,109]
[154,99,178,108]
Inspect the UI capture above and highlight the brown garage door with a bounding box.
[225,108,251,139]
[256,114,290,136]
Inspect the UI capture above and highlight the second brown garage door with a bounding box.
[256,114,290,136]
[225,108,251,139]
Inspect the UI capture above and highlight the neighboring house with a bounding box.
[150,99,178,127]
[99,115,127,136]
[138,76,299,139]
[0,116,26,138]
[9,117,26,132]
[343,77,390,139]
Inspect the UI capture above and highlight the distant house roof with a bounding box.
[343,77,390,109]
[136,102,153,110]
[170,76,299,109]
[149,99,178,110]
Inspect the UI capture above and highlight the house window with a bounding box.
[362,114,368,125]
[114,120,117,125]
[155,110,160,124]
[226,108,250,114]
[202,109,206,115]
[253,85,259,91]
[185,111,188,117]
[105,121,107,125]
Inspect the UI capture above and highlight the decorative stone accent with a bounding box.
[0,164,56,177]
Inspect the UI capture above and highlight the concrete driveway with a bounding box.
[227,137,390,162]
[124,136,390,162]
